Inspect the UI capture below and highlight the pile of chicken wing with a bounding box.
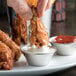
[0,30,21,70]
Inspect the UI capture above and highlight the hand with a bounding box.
[7,0,33,20]
[37,0,55,17]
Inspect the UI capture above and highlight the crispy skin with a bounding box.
[0,30,21,61]
[0,42,13,70]
[12,14,27,45]
[30,8,49,47]
[30,18,49,47]
[12,17,21,46]
[18,14,27,44]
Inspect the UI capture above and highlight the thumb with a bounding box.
[8,0,33,20]
[37,0,48,17]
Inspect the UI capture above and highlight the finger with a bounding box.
[37,0,48,17]
[11,0,33,20]
[45,0,56,11]
[7,0,18,7]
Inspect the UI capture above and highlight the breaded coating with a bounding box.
[12,16,21,46]
[0,30,21,61]
[0,42,13,70]
[12,14,27,46]
[30,8,49,47]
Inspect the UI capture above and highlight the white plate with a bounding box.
[0,54,76,76]
[0,55,76,76]
[0,37,76,76]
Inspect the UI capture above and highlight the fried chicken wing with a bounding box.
[26,1,49,47]
[30,18,49,47]
[0,42,13,70]
[18,14,27,44]
[12,16,21,45]
[30,8,49,47]
[0,30,21,61]
[12,14,27,45]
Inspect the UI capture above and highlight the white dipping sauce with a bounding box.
[26,45,56,54]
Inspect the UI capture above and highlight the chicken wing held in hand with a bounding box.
[30,17,49,47]
[29,7,49,47]
[12,14,27,46]
[0,42,13,70]
[27,0,49,47]
[18,14,27,44]
[12,15,21,46]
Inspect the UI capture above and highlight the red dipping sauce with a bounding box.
[54,35,76,43]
